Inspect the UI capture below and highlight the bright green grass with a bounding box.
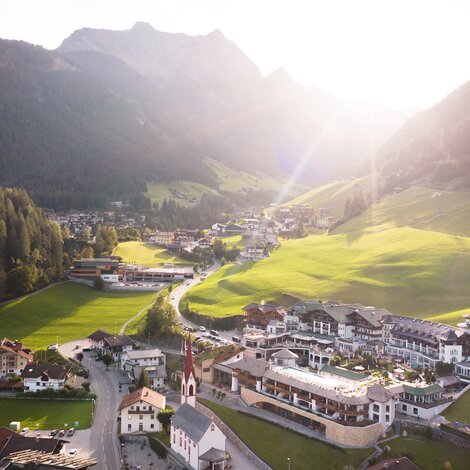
[115,241,190,267]
[0,282,156,349]
[336,186,470,238]
[184,227,470,323]
[146,181,213,206]
[199,399,372,470]
[0,398,92,430]
[442,390,470,422]
[221,235,243,248]
[285,175,374,218]
[378,435,469,470]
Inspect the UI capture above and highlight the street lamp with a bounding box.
[287,457,291,470]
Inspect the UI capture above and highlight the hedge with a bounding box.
[440,423,470,441]
[149,436,168,459]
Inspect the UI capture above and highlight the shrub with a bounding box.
[82,381,91,392]
[149,437,167,459]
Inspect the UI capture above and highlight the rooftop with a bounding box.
[21,364,70,381]
[124,348,164,360]
[171,403,212,442]
[118,386,165,411]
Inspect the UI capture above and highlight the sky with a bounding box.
[1,0,470,109]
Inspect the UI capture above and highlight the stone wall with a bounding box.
[241,387,384,448]
[196,402,272,470]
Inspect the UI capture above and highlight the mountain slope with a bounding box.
[0,24,412,209]
[377,80,470,191]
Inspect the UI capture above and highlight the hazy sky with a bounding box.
[1,0,469,109]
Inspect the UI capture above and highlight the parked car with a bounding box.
[210,329,219,336]
[68,449,77,456]
[20,427,29,435]
[47,344,58,351]
[232,336,242,343]
[198,325,206,332]
[58,429,66,437]
[49,429,59,437]
[67,428,75,436]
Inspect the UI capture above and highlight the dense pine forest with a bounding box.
[0,187,64,298]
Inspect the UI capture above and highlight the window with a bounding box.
[373,404,379,412]
[150,424,154,429]
[386,405,390,412]
[173,433,176,444]
[151,415,154,419]
[386,414,390,422]
[128,424,132,431]
[139,415,143,420]
[402,404,407,412]
[203,367,211,373]
[413,408,418,415]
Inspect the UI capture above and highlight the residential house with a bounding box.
[0,338,33,378]
[152,231,175,246]
[120,348,167,390]
[102,335,135,363]
[22,364,71,392]
[118,386,166,434]
[87,329,112,352]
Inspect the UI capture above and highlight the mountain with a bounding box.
[0,24,412,209]
[376,81,470,192]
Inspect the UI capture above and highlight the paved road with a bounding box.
[60,340,125,470]
[169,260,241,341]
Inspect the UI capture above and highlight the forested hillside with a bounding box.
[0,187,64,297]
[0,24,411,209]
[377,80,470,191]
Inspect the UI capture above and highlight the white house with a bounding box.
[87,329,112,352]
[0,338,33,378]
[22,364,71,392]
[171,337,226,470]
[121,348,167,390]
[118,386,166,434]
[102,335,135,363]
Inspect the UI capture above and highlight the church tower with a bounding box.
[181,335,197,407]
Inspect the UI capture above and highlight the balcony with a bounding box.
[128,409,154,414]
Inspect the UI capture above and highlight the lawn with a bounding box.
[0,398,93,430]
[0,282,156,349]
[184,224,470,323]
[378,434,470,470]
[442,389,470,422]
[199,399,373,470]
[115,241,190,267]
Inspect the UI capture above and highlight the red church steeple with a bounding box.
[181,334,196,407]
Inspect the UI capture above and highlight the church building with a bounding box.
[171,336,227,470]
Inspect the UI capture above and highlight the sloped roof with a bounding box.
[320,365,368,381]
[21,364,70,381]
[271,349,299,360]
[103,335,135,347]
[87,329,112,341]
[118,386,165,411]
[184,337,196,383]
[0,338,33,360]
[0,434,64,459]
[199,447,226,462]
[124,348,164,360]
[402,383,443,396]
[171,403,212,442]
[367,384,394,403]
[225,357,268,377]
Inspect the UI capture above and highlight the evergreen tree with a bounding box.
[136,368,150,388]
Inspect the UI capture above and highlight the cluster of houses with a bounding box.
[274,204,337,231]
[117,338,227,470]
[186,300,470,447]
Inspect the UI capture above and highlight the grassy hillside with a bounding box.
[285,175,375,218]
[0,282,156,349]
[336,186,470,238]
[115,241,191,267]
[146,158,305,206]
[185,226,470,324]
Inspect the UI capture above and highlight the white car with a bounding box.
[20,427,29,435]
[198,325,206,332]
[68,449,77,456]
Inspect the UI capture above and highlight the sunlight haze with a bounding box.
[1,0,470,108]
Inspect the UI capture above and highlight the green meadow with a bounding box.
[200,399,372,470]
[115,241,190,267]
[0,282,156,349]
[0,398,93,430]
[185,186,470,323]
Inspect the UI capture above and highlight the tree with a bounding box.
[157,409,175,433]
[193,263,199,274]
[81,246,94,259]
[93,276,105,290]
[81,227,91,241]
[76,352,84,363]
[136,368,150,388]
[102,353,113,370]
[145,293,178,336]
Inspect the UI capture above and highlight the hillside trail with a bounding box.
[0,280,68,308]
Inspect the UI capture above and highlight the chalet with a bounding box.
[0,338,33,378]
[102,335,135,362]
[171,338,226,470]
[87,329,112,352]
[118,386,166,434]
[22,364,71,393]
[223,223,246,235]
[243,303,285,330]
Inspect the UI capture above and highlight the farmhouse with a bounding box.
[102,335,135,362]
[87,329,112,352]
[22,364,71,392]
[118,386,166,434]
[0,338,33,378]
